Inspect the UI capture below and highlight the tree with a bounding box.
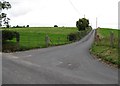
[3,17,10,28]
[0,1,11,27]
[54,25,58,27]
[76,18,89,31]
[26,25,29,27]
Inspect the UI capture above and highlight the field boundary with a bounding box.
[90,28,119,68]
[2,27,91,52]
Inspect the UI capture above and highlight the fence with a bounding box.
[2,32,71,52]
[19,33,70,49]
[95,29,118,48]
[2,29,91,52]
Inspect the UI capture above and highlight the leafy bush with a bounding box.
[54,25,58,27]
[26,25,29,27]
[68,32,81,41]
[68,27,92,42]
[2,30,20,42]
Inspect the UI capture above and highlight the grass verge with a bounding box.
[90,28,119,68]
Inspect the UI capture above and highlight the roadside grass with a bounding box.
[90,28,119,67]
[3,27,78,52]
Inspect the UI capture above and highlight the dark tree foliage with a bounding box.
[2,30,20,42]
[76,18,89,31]
[0,1,11,9]
[26,25,29,27]
[0,1,11,27]
[68,32,79,41]
[54,25,58,27]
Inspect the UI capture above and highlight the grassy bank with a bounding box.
[90,28,119,67]
[3,27,78,52]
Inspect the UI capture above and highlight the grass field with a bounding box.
[3,27,78,52]
[90,28,119,66]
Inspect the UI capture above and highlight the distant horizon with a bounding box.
[2,25,118,30]
[5,0,119,29]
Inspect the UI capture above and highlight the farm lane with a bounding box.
[2,30,118,84]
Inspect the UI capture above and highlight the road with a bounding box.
[2,30,118,84]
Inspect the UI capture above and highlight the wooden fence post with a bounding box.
[16,33,20,50]
[27,34,30,47]
[110,31,114,48]
[58,37,60,44]
[16,41,19,50]
[38,33,41,47]
[94,29,101,45]
[45,35,50,47]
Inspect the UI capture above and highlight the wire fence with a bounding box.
[2,29,91,52]
[2,32,70,52]
[95,29,118,48]
[19,33,69,49]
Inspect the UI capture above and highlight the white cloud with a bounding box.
[5,0,119,28]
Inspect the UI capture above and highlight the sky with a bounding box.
[3,0,119,29]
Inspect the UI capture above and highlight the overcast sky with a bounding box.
[4,0,119,29]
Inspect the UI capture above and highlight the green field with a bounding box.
[91,28,119,66]
[3,27,78,52]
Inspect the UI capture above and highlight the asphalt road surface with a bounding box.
[2,30,118,84]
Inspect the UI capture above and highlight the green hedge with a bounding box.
[68,27,92,42]
[2,30,20,42]
[68,32,81,41]
[68,31,88,42]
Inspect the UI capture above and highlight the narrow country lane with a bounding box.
[2,30,118,84]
